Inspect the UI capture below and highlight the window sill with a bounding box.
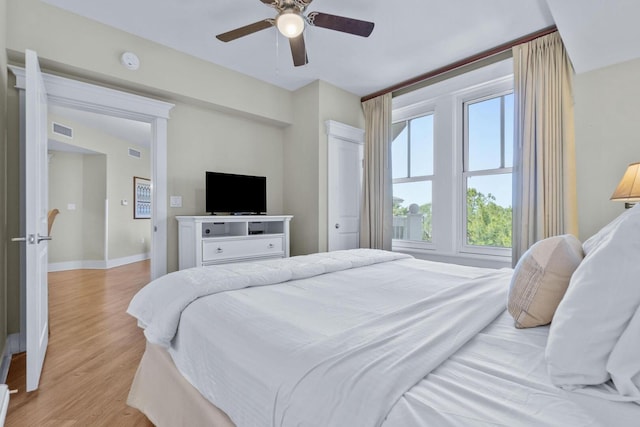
[393,244,512,270]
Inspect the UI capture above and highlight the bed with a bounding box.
[126,206,640,427]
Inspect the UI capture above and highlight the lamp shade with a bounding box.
[610,162,640,201]
[276,11,304,38]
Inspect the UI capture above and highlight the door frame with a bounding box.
[326,120,364,251]
[9,65,174,350]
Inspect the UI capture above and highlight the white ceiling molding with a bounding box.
[9,65,174,121]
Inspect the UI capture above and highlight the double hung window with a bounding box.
[391,114,434,243]
[462,92,513,253]
[391,62,514,264]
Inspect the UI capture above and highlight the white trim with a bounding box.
[395,247,511,270]
[9,66,173,120]
[325,120,365,144]
[104,199,109,262]
[151,119,168,280]
[107,252,151,269]
[48,253,150,272]
[0,385,9,426]
[48,260,104,272]
[9,65,173,280]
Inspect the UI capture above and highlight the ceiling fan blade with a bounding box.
[289,34,308,67]
[307,12,374,37]
[216,20,274,42]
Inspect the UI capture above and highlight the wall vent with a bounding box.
[52,122,73,138]
[128,147,142,159]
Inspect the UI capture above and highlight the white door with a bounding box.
[22,49,50,391]
[328,126,364,252]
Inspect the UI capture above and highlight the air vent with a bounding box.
[128,148,142,159]
[52,122,73,138]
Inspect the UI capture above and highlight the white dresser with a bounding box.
[176,215,293,269]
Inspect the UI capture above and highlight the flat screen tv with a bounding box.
[205,171,267,215]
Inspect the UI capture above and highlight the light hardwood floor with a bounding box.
[5,260,154,426]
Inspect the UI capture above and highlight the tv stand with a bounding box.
[176,215,293,269]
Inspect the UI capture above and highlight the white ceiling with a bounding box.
[545,0,640,74]
[41,0,557,97]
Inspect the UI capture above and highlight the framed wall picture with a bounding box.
[134,176,151,219]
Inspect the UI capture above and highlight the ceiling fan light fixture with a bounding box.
[276,11,305,38]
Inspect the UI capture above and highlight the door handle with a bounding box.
[37,234,52,243]
[335,223,340,229]
[12,235,36,244]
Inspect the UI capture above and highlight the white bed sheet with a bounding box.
[385,311,640,427]
[160,255,640,427]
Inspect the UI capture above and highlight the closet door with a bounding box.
[327,121,364,252]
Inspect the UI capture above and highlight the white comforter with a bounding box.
[129,250,509,426]
[128,249,412,347]
[128,250,631,426]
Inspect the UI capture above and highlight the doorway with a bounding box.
[47,106,153,272]
[9,64,174,356]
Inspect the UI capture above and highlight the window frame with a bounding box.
[391,111,436,248]
[391,60,514,267]
[459,89,514,258]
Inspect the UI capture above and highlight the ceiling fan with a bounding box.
[216,0,375,67]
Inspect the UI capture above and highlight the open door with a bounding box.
[13,49,50,391]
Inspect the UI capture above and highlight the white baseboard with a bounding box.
[48,260,104,272]
[48,253,150,272]
[105,253,150,269]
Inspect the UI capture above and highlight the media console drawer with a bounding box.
[177,215,292,269]
[202,236,284,263]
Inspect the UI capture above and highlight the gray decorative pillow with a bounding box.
[508,234,584,328]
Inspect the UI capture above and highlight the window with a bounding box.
[463,93,513,251]
[391,59,513,266]
[391,114,434,243]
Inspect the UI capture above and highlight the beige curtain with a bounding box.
[512,32,578,265]
[360,93,393,250]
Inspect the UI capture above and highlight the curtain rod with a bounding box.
[361,25,558,103]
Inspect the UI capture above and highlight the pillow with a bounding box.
[546,204,640,387]
[606,303,640,402]
[582,205,638,255]
[507,234,583,329]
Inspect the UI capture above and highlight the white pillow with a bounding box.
[582,205,638,255]
[546,204,640,387]
[606,303,640,402]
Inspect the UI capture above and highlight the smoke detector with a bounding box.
[120,52,140,71]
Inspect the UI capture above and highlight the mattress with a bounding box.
[128,250,640,426]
